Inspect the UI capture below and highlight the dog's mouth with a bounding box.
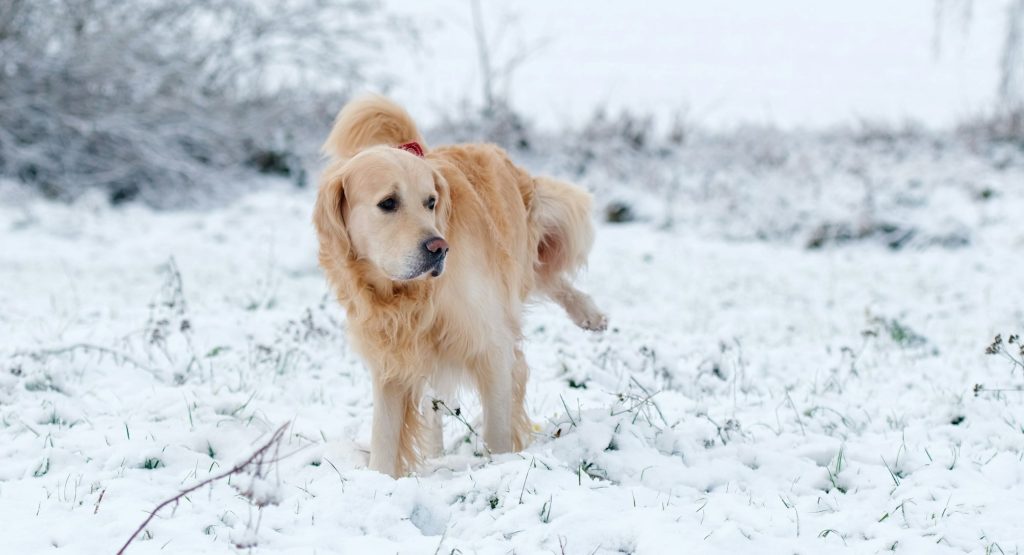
[397,252,446,281]
[428,257,445,278]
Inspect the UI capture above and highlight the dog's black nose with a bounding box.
[423,237,449,257]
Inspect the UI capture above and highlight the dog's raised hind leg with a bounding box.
[510,349,532,451]
[544,275,607,332]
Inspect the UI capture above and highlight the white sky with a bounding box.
[378,0,1010,130]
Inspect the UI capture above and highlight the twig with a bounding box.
[322,457,347,491]
[116,423,289,554]
[432,525,449,555]
[697,413,741,446]
[469,0,494,113]
[610,385,670,431]
[628,376,669,427]
[559,395,577,427]
[94,488,106,515]
[973,384,1024,396]
[784,390,806,436]
[12,343,160,375]
[518,457,535,504]
[431,399,489,455]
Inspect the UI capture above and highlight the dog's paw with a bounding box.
[557,287,608,332]
[579,311,608,332]
[570,302,608,332]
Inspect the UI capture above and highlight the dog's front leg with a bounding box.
[474,356,513,454]
[369,377,407,477]
[423,398,444,459]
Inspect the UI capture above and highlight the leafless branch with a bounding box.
[116,422,289,555]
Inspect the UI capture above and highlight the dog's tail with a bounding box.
[322,94,426,161]
[531,176,595,285]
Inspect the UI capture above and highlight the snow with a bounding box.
[5,2,1024,552]
[2,129,1024,554]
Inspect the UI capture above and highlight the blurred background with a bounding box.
[1,0,1022,217]
[384,0,1010,129]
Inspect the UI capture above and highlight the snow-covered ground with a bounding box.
[1,131,1023,553]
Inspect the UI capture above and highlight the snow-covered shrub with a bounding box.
[956,109,1024,147]
[0,0,403,206]
[467,110,1016,249]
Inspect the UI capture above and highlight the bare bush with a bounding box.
[431,1,543,150]
[0,0,405,206]
[935,0,1024,142]
[999,0,1024,111]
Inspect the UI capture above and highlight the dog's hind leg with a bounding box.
[531,176,607,332]
[543,275,608,332]
[511,348,533,451]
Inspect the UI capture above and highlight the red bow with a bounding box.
[396,142,424,157]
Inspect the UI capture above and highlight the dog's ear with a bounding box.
[312,164,351,261]
[432,168,452,233]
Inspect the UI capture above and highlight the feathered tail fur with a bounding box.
[322,94,426,161]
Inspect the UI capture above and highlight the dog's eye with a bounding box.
[426,196,436,211]
[377,197,398,212]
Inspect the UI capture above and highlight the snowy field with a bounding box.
[2,131,1024,553]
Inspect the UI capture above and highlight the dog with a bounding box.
[313,95,606,477]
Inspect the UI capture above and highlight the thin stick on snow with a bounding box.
[559,395,577,427]
[784,390,807,436]
[518,457,535,504]
[116,423,289,555]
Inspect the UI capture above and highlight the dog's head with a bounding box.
[314,146,451,282]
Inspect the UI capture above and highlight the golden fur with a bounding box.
[313,95,606,477]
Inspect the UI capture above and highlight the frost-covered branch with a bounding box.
[0,0,409,206]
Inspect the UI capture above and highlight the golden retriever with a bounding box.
[313,95,606,477]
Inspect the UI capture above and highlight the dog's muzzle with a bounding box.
[422,236,448,278]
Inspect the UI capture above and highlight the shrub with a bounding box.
[0,0,405,206]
